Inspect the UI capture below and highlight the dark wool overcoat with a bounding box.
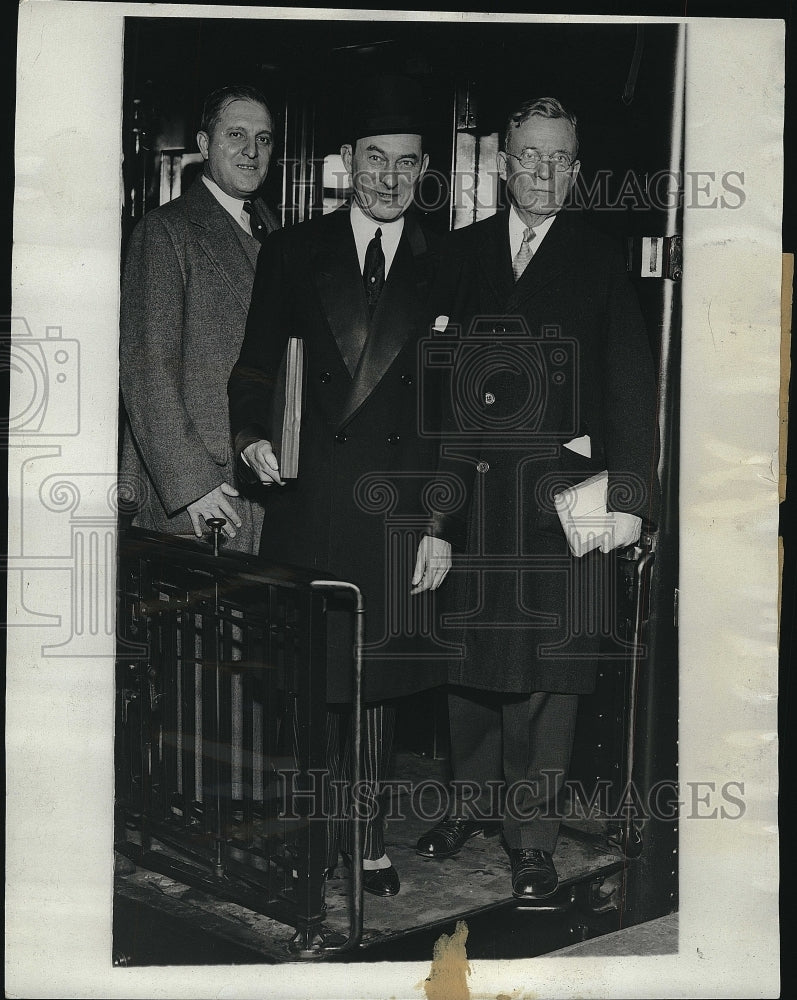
[229,207,448,703]
[429,209,661,696]
[119,179,279,554]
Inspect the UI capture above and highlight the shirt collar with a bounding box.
[508,204,558,245]
[202,174,247,222]
[349,201,405,242]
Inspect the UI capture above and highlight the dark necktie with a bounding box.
[363,227,385,313]
[242,201,268,244]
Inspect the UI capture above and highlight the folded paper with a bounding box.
[553,469,614,557]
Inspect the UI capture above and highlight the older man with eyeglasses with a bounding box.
[413,97,660,900]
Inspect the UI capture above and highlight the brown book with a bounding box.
[271,337,304,479]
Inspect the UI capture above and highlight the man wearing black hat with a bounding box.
[228,77,449,897]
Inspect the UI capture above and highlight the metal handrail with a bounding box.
[309,580,365,955]
[117,525,366,958]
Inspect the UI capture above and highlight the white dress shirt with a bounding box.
[349,202,404,278]
[508,204,557,260]
[202,174,252,235]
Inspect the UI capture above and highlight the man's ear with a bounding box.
[197,131,210,160]
[569,159,581,187]
[419,152,430,178]
[496,149,508,182]
[340,143,353,176]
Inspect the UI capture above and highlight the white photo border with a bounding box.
[7,3,782,997]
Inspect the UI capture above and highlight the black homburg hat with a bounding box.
[351,74,427,140]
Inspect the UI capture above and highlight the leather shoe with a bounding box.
[362,865,400,897]
[509,849,559,899]
[416,817,496,859]
[340,852,400,897]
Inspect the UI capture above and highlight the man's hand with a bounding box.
[242,440,284,486]
[598,513,642,553]
[186,483,242,538]
[411,535,452,595]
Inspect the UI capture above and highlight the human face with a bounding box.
[497,115,580,227]
[197,98,273,200]
[341,134,429,223]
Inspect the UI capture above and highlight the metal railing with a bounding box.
[115,526,364,957]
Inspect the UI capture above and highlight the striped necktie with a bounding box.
[512,226,536,281]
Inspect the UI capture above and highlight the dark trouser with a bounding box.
[448,687,579,853]
[325,702,397,866]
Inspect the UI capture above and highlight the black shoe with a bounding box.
[509,849,559,899]
[416,817,496,859]
[362,866,400,897]
[340,852,400,897]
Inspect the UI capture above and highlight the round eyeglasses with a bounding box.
[507,149,575,172]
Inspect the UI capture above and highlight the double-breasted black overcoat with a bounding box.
[429,208,660,696]
[229,207,447,703]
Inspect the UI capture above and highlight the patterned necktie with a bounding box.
[242,201,268,244]
[363,227,385,313]
[512,226,536,281]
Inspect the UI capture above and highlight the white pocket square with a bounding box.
[433,315,450,332]
[563,434,592,458]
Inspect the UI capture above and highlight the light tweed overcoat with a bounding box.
[119,178,279,552]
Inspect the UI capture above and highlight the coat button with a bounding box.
[319,371,331,383]
[387,433,400,445]
[476,461,490,473]
[492,323,506,334]
[484,391,496,405]
[401,373,414,385]
[335,432,347,443]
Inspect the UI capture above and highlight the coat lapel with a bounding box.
[479,211,515,306]
[185,180,257,314]
[339,213,434,427]
[311,208,370,378]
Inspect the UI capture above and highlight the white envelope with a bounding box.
[553,469,614,557]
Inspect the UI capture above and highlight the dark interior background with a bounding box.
[123,19,680,246]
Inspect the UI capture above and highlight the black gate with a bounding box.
[115,527,364,957]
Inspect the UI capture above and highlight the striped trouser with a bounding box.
[324,703,397,866]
